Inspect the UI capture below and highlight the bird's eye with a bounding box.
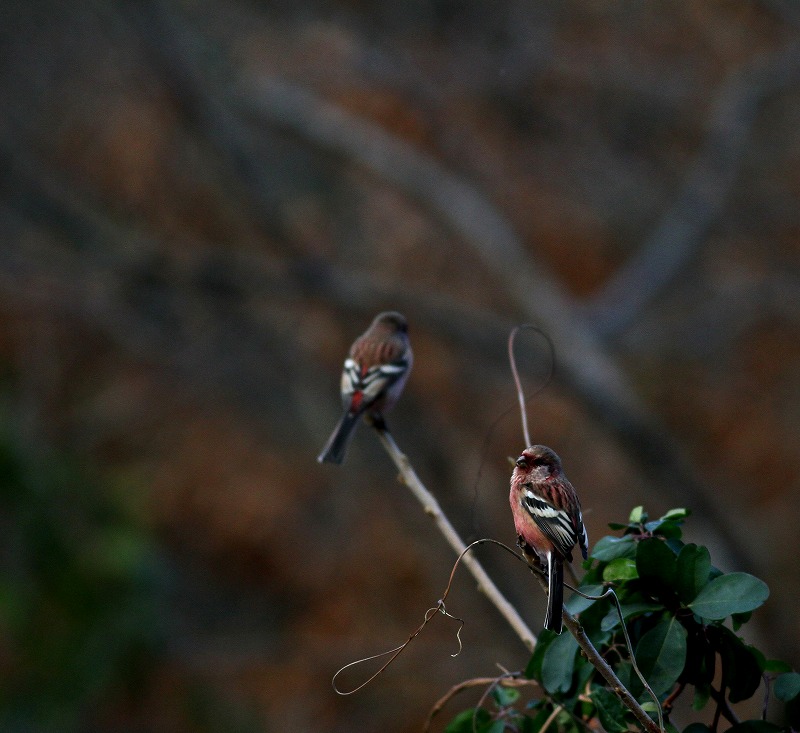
[531,457,546,467]
[515,457,527,469]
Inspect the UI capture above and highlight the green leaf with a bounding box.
[688,573,769,621]
[676,544,711,604]
[666,539,684,557]
[692,685,710,711]
[524,629,557,680]
[764,659,792,674]
[565,583,605,614]
[615,661,633,691]
[636,538,678,587]
[591,535,637,562]
[492,685,520,707]
[629,506,647,524]
[719,631,763,703]
[683,724,711,733]
[541,629,579,694]
[634,615,688,697]
[646,520,684,540]
[575,655,595,696]
[603,557,639,582]
[590,685,629,733]
[600,602,662,632]
[661,508,690,521]
[774,672,800,702]
[445,708,491,733]
[524,704,557,733]
[732,611,752,631]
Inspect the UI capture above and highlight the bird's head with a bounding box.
[373,311,408,333]
[513,444,562,483]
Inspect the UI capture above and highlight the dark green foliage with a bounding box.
[0,429,164,731]
[591,685,629,733]
[540,630,579,694]
[631,615,687,698]
[444,707,492,733]
[447,507,795,733]
[689,574,769,621]
[774,672,800,702]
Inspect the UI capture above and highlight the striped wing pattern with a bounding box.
[522,487,586,561]
[341,357,409,411]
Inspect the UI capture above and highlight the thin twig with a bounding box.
[332,601,464,695]
[508,326,532,447]
[561,607,661,733]
[375,428,538,652]
[708,684,741,727]
[762,674,771,721]
[422,674,535,733]
[539,703,565,733]
[662,682,685,714]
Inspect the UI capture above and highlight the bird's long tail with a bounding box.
[317,411,361,464]
[544,553,564,634]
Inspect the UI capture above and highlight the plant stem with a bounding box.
[562,609,661,733]
[708,685,740,727]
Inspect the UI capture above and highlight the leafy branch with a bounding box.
[371,426,664,732]
[342,438,800,733]
[472,506,798,733]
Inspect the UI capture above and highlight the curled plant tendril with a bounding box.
[438,602,466,658]
[332,538,522,696]
[332,601,459,696]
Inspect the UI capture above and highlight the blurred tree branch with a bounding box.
[584,40,800,339]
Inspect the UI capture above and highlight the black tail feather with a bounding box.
[317,412,361,464]
[544,554,564,634]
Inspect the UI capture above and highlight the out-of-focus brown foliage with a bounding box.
[1,1,799,730]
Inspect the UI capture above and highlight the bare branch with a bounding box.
[375,428,538,652]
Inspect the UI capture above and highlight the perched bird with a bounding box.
[509,445,588,633]
[317,311,412,464]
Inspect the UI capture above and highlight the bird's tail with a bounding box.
[544,553,564,634]
[317,411,361,464]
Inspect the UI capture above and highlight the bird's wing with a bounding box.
[341,357,409,409]
[521,487,582,560]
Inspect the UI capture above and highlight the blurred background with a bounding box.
[1,1,799,731]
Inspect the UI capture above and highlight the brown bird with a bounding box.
[509,445,588,633]
[317,311,412,464]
